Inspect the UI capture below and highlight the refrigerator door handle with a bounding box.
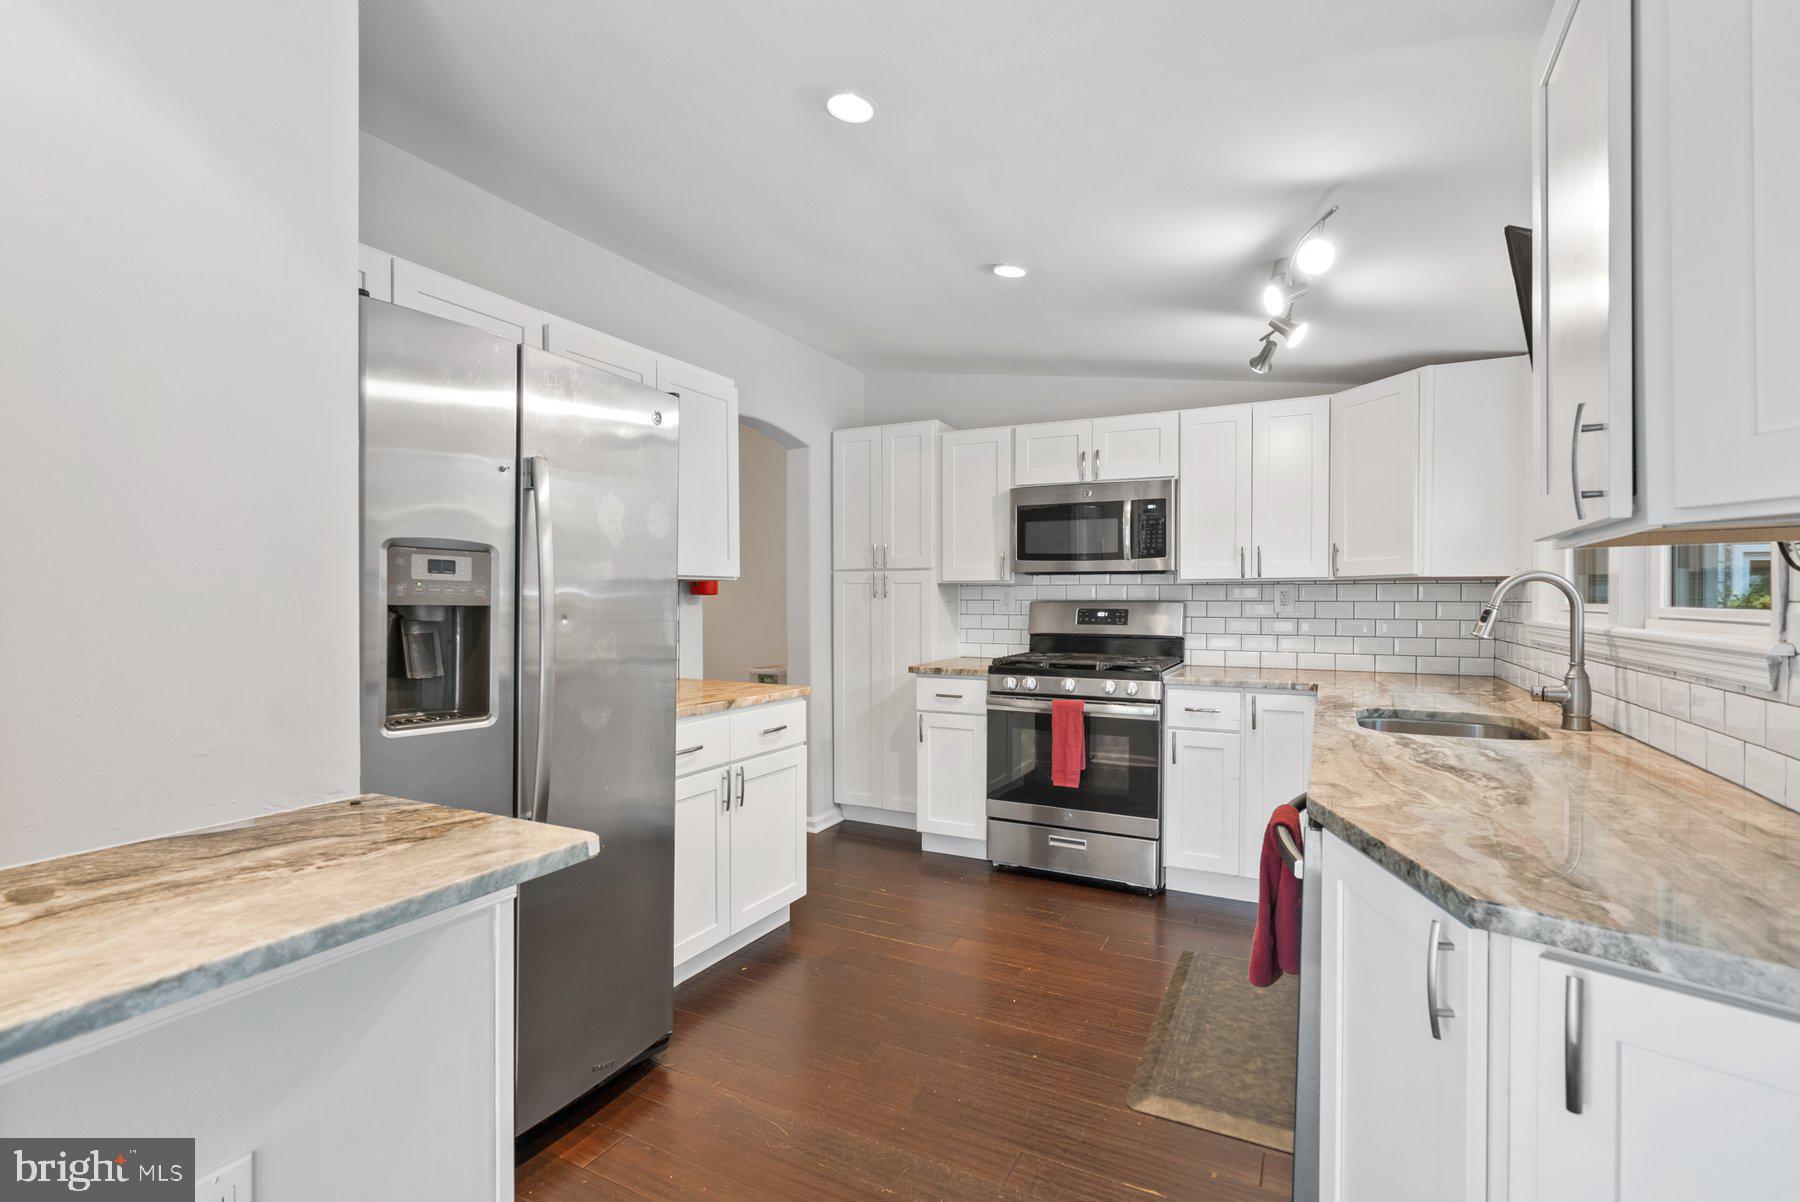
[522,454,557,822]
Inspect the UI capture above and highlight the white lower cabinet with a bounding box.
[1241,692,1314,872]
[1319,832,1487,1202]
[1509,944,1800,1202]
[915,708,986,845]
[1163,728,1241,876]
[673,705,807,980]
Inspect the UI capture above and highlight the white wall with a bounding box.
[361,134,864,819]
[0,0,361,867]
[864,371,1347,427]
[703,425,789,682]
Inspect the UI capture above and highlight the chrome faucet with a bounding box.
[1470,570,1592,732]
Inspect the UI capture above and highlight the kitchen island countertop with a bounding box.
[0,796,597,1064]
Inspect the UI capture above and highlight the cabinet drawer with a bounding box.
[914,676,988,714]
[1165,688,1243,731]
[730,699,807,761]
[674,714,731,775]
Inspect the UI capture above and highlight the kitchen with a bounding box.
[3,1,1798,1200]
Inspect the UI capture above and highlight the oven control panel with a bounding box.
[1131,499,1168,558]
[1075,607,1129,626]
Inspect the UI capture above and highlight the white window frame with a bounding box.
[1532,543,1615,630]
[1644,542,1775,638]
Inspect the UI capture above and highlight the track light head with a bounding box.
[1261,258,1311,317]
[1248,336,1278,375]
[1269,315,1310,349]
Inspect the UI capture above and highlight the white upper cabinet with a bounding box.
[1252,396,1332,579]
[659,360,740,580]
[357,245,392,302]
[1014,414,1178,485]
[833,423,943,572]
[1332,373,1422,578]
[391,259,542,344]
[1013,419,1092,486]
[1177,405,1255,582]
[1092,412,1180,481]
[1332,361,1529,580]
[542,317,658,387]
[1533,0,1800,544]
[940,427,1014,583]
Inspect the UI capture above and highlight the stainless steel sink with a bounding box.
[1355,709,1547,741]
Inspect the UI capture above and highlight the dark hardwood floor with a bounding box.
[518,822,1292,1200]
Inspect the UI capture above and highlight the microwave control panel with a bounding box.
[1131,499,1168,558]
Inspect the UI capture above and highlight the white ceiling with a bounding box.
[361,0,1550,384]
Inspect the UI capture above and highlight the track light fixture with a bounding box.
[1247,204,1337,373]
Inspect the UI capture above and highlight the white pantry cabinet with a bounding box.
[1532,0,1800,545]
[1330,359,1529,579]
[1251,396,1332,579]
[1013,413,1179,485]
[673,702,808,980]
[658,360,740,580]
[833,423,945,571]
[1176,404,1254,581]
[939,427,1014,583]
[832,570,957,815]
[1508,945,1800,1202]
[391,259,542,344]
[1319,832,1487,1202]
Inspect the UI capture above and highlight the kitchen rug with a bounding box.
[1125,949,1298,1152]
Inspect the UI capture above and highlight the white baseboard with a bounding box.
[1164,866,1259,905]
[673,906,790,985]
[806,807,844,834]
[920,832,987,861]
[836,803,917,831]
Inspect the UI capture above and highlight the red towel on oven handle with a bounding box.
[1050,698,1086,788]
[1249,803,1304,987]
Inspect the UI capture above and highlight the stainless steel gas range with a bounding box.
[985,601,1184,891]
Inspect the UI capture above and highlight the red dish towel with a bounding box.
[1249,803,1304,987]
[1050,699,1087,788]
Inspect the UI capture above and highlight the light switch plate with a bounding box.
[195,1152,252,1202]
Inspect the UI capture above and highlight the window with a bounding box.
[1651,542,1772,632]
[1573,546,1610,608]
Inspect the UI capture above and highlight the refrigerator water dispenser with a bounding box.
[382,544,493,730]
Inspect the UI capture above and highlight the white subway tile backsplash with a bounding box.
[1706,731,1747,785]
[1745,745,1787,802]
[1769,702,1800,759]
[1724,692,1768,745]
[1690,685,1726,732]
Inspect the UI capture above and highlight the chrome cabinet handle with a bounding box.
[1170,732,1177,764]
[1256,545,1263,577]
[1331,541,1341,576]
[736,765,745,808]
[1094,447,1102,474]
[918,715,925,743]
[869,540,876,567]
[1184,706,1220,714]
[721,769,730,812]
[1570,402,1609,519]
[934,692,961,700]
[761,724,788,736]
[521,455,556,823]
[1425,918,1456,1039]
[1564,974,1584,1114]
[676,744,704,756]
[999,551,1008,579]
[1251,695,1258,729]
[1078,449,1087,480]
[1239,546,1246,579]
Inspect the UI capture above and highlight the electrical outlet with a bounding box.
[1274,584,1297,614]
[195,1152,252,1202]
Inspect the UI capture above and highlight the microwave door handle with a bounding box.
[1120,501,1133,562]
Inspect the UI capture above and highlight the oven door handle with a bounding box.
[987,697,1161,720]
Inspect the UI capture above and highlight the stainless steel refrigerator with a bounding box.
[358,297,677,1134]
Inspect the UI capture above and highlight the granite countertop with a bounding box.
[908,657,992,677]
[677,678,811,719]
[1279,672,1800,1008]
[1167,665,1323,693]
[0,796,598,1064]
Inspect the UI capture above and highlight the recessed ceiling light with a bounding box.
[825,92,875,124]
[990,263,1029,279]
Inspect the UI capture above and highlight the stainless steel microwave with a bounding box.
[1011,479,1175,574]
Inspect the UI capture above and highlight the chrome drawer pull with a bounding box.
[1425,918,1456,1040]
[935,692,962,700]
[761,724,788,736]
[1564,975,1584,1115]
[1047,835,1088,850]
[1184,706,1220,714]
[676,744,704,756]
